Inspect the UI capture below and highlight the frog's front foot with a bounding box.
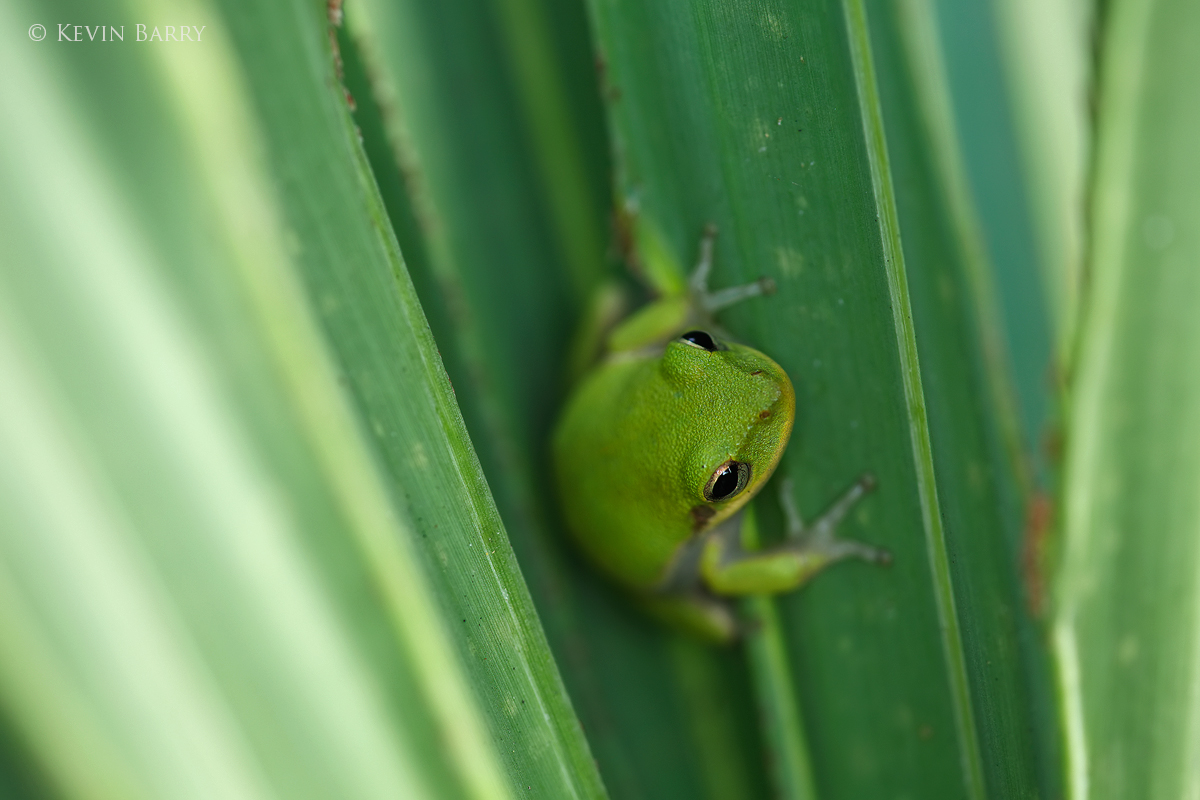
[689,223,776,314]
[779,475,892,566]
[701,475,890,596]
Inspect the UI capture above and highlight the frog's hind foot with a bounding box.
[639,591,740,645]
[688,223,776,315]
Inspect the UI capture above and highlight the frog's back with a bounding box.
[552,355,697,589]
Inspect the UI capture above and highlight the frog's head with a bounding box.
[660,329,796,530]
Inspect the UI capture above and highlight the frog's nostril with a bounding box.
[759,410,772,420]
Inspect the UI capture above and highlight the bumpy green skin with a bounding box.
[553,337,794,591]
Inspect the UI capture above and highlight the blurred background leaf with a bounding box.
[933,0,1059,490]
[991,0,1093,366]
[1055,0,1200,797]
[0,0,601,797]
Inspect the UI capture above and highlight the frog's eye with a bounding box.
[681,330,720,352]
[704,460,751,502]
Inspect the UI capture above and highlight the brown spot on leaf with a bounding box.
[1022,492,1054,617]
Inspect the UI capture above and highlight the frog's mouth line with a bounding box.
[690,504,716,530]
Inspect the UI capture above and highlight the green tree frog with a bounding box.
[552,225,889,642]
